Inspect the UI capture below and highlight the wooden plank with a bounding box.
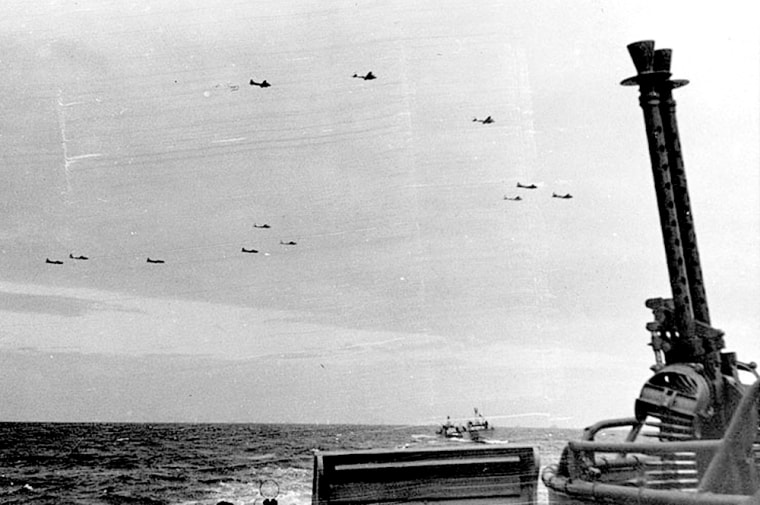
[333,455,522,471]
[329,475,522,503]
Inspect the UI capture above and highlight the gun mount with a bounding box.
[621,40,756,440]
[542,40,759,504]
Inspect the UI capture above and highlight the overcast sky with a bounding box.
[0,0,757,427]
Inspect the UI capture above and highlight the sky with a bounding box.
[0,0,757,427]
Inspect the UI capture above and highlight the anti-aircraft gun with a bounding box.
[542,40,759,503]
[621,40,757,442]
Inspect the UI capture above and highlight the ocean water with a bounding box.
[0,423,576,505]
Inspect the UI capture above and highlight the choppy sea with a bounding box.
[0,423,577,505]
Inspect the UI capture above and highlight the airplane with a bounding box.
[45,258,63,265]
[69,253,89,260]
[146,258,165,264]
[249,79,271,88]
[552,192,573,199]
[503,195,522,201]
[352,71,376,80]
[253,223,271,229]
[473,116,494,124]
[516,182,538,189]
[280,240,297,246]
[241,248,259,253]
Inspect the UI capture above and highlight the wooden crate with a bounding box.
[312,444,539,505]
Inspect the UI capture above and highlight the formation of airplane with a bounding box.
[46,254,89,264]
[43,221,291,265]
[507,185,575,202]
[473,116,494,124]
[352,71,376,80]
[48,67,573,274]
